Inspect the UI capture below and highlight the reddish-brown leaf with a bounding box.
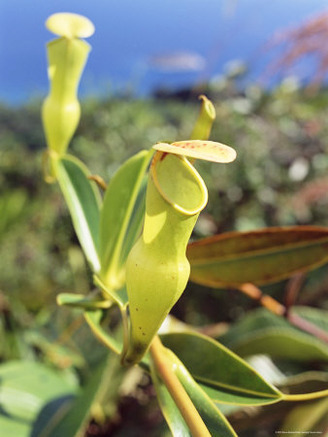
[187,226,328,287]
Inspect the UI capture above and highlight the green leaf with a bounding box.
[231,330,328,362]
[294,306,328,333]
[161,332,282,406]
[83,307,150,369]
[56,155,101,272]
[218,372,328,432]
[31,396,75,437]
[99,149,153,290]
[43,357,109,437]
[220,308,328,362]
[119,175,148,265]
[57,292,113,310]
[280,371,328,395]
[220,308,288,346]
[187,226,328,287]
[93,274,128,308]
[84,309,122,355]
[150,360,192,437]
[0,361,77,437]
[167,350,238,436]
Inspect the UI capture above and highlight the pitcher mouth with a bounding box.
[150,151,208,216]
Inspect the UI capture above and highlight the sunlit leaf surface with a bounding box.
[220,307,328,362]
[188,226,328,287]
[150,360,191,437]
[56,155,101,272]
[161,332,282,405]
[0,361,77,437]
[99,149,153,290]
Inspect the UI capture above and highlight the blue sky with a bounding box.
[1,0,328,102]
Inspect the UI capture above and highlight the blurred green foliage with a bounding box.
[1,79,328,435]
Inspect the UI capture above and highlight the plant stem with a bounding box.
[283,388,328,401]
[120,304,130,363]
[55,315,84,346]
[238,283,285,315]
[88,174,108,191]
[150,336,211,437]
[284,273,305,314]
[41,149,57,183]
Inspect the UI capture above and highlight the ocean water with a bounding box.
[1,0,328,104]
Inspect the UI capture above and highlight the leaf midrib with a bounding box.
[193,374,281,400]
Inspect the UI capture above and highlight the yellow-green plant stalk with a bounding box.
[42,13,94,159]
[123,140,236,365]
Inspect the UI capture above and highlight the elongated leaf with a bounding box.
[0,361,77,437]
[219,370,328,423]
[167,350,238,436]
[221,307,328,345]
[280,371,328,395]
[93,273,128,307]
[84,309,121,355]
[187,226,328,287]
[84,307,150,369]
[99,149,153,290]
[221,308,328,362]
[150,360,191,437]
[44,357,109,437]
[119,176,148,265]
[31,396,75,437]
[57,292,113,310]
[231,329,328,362]
[221,308,288,346]
[161,332,282,406]
[56,155,101,272]
[295,306,328,332]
